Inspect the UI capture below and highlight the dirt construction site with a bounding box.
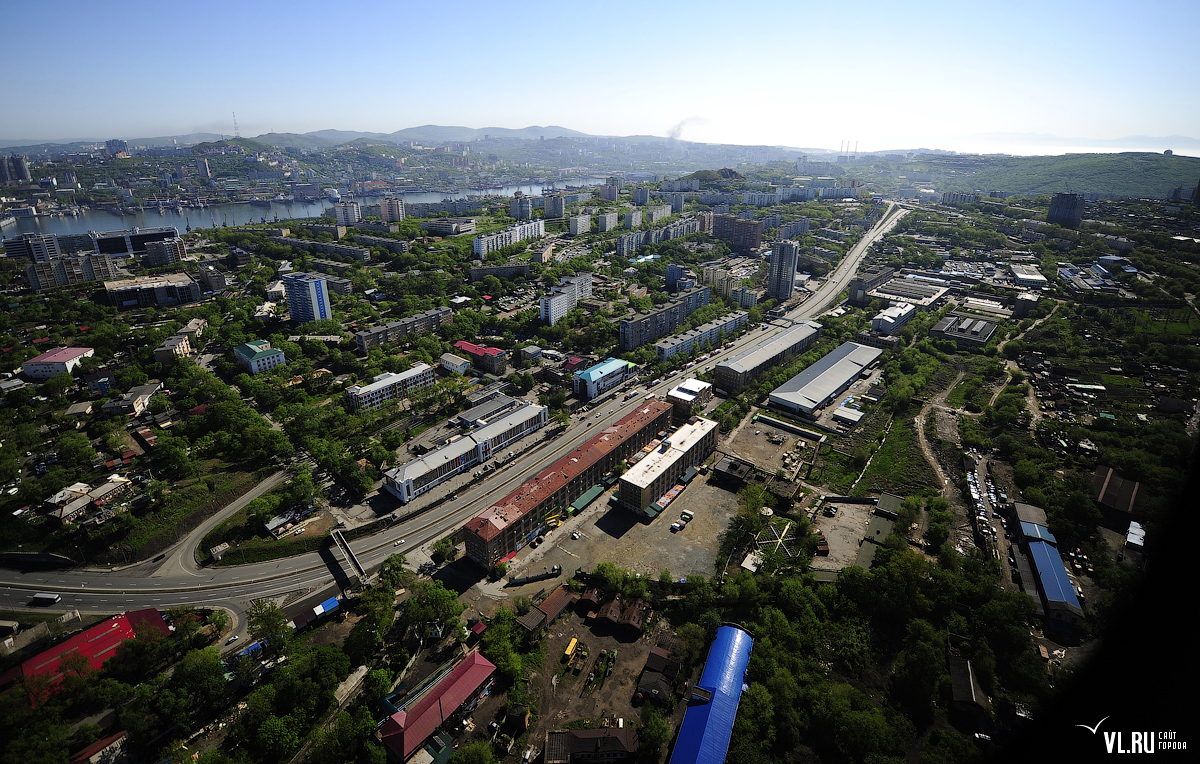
[808,500,876,571]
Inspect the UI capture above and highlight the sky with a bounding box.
[3,0,1199,155]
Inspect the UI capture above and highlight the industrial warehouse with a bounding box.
[768,341,883,417]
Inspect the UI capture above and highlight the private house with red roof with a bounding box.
[379,650,496,761]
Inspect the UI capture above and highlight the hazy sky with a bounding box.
[4,0,1198,154]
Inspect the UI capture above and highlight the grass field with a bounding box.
[854,417,940,497]
[120,462,263,560]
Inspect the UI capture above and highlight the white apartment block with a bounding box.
[380,197,406,222]
[646,205,672,224]
[597,212,619,232]
[624,210,643,229]
[346,364,435,411]
[538,272,592,326]
[741,192,781,206]
[568,214,591,235]
[472,220,545,257]
[334,201,362,225]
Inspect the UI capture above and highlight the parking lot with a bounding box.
[498,477,740,596]
[809,501,875,571]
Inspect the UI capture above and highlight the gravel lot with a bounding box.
[809,501,875,571]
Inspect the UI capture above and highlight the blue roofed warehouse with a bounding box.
[669,625,754,764]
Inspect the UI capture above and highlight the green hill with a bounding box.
[253,132,340,150]
[922,152,1200,198]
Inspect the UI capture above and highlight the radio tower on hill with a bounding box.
[232,112,240,139]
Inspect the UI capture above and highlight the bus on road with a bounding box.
[31,592,61,605]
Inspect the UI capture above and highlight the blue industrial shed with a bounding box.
[1028,539,1081,610]
[668,625,754,764]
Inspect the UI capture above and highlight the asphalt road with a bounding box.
[0,204,906,641]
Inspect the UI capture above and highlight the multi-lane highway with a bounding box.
[0,204,906,640]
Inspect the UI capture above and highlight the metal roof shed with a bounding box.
[669,625,754,764]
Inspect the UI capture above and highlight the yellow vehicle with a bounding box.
[564,637,578,662]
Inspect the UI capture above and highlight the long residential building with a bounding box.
[473,220,545,257]
[104,273,201,308]
[714,321,822,393]
[656,311,749,361]
[617,418,719,516]
[352,234,408,253]
[345,364,435,411]
[462,400,673,568]
[768,341,882,417]
[26,254,116,291]
[268,235,370,261]
[354,307,453,353]
[619,286,711,351]
[384,403,548,504]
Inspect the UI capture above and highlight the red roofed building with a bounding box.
[463,400,672,568]
[452,340,508,375]
[379,650,496,761]
[0,609,167,706]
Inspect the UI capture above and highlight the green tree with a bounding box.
[364,667,394,705]
[639,706,671,763]
[173,647,228,714]
[247,599,291,654]
[447,741,496,764]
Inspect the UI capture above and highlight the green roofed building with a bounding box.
[234,339,286,375]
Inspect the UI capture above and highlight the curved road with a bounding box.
[0,204,907,641]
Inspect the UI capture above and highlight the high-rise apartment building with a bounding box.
[510,196,533,220]
[0,155,11,184]
[624,210,642,229]
[380,197,406,223]
[282,272,331,323]
[597,212,619,232]
[195,158,211,178]
[545,196,566,218]
[10,155,31,182]
[568,214,591,236]
[632,187,651,205]
[1047,193,1085,227]
[713,214,763,251]
[144,237,186,267]
[767,241,799,301]
[105,139,129,157]
[334,201,362,226]
[3,232,61,262]
[666,264,685,292]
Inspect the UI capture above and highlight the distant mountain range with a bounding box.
[0,125,596,151]
[1,126,1196,164]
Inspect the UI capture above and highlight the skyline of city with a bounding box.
[3,1,1198,157]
